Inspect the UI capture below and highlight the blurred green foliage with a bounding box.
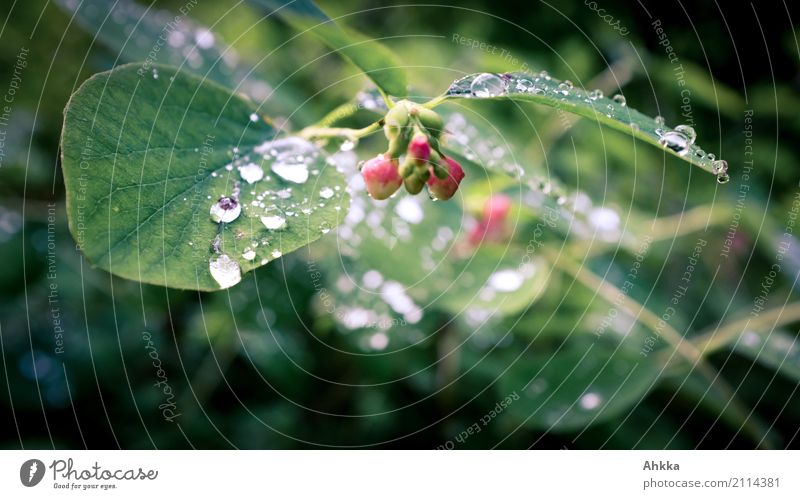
[0,0,798,449]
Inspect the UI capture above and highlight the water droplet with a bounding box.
[319,187,335,199]
[654,115,666,127]
[395,197,424,224]
[209,254,241,289]
[712,159,728,175]
[579,392,603,410]
[261,215,286,230]
[589,207,620,232]
[589,89,604,100]
[514,77,536,93]
[368,332,389,350]
[470,73,506,98]
[209,197,241,223]
[271,249,282,259]
[612,94,626,106]
[249,113,259,123]
[194,29,215,49]
[362,270,384,289]
[658,130,690,156]
[271,161,309,184]
[538,70,550,80]
[716,173,730,184]
[339,139,356,151]
[558,80,574,95]
[488,269,524,292]
[238,162,264,184]
[242,248,256,261]
[673,124,697,145]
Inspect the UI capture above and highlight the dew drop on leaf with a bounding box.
[260,215,286,230]
[470,73,506,98]
[319,186,335,199]
[488,269,524,292]
[209,254,241,289]
[612,94,627,107]
[579,392,603,410]
[658,130,690,156]
[673,124,697,145]
[209,196,241,223]
[238,162,264,184]
[242,248,256,261]
[271,161,309,184]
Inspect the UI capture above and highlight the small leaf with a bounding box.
[443,72,727,176]
[246,0,407,97]
[61,63,349,291]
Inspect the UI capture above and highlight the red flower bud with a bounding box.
[427,156,465,200]
[408,133,431,164]
[361,154,402,200]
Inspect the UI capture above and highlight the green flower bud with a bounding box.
[404,169,430,195]
[417,107,444,137]
[383,101,410,141]
[398,155,416,178]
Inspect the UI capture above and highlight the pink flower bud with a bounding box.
[482,194,511,222]
[469,195,512,246]
[427,156,465,200]
[361,154,402,200]
[407,134,430,164]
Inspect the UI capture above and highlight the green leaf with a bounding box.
[498,334,661,432]
[61,63,349,291]
[55,0,304,117]
[246,0,407,97]
[442,72,727,177]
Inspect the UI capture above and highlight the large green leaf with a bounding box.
[61,63,349,291]
[247,0,406,97]
[442,72,728,178]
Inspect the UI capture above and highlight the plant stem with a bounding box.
[298,120,383,141]
[422,94,448,109]
[692,301,800,355]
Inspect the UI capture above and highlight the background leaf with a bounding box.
[61,63,349,291]
[247,0,407,97]
[55,0,306,118]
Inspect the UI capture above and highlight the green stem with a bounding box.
[376,87,395,109]
[422,94,448,109]
[692,301,800,355]
[298,120,383,141]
